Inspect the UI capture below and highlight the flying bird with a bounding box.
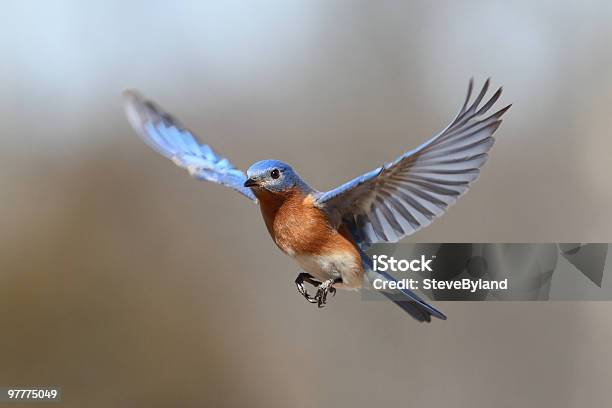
[123,79,510,322]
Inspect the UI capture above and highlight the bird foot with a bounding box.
[295,274,339,307]
[314,278,337,308]
[296,283,317,303]
[295,273,319,304]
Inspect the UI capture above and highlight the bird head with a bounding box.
[244,160,307,193]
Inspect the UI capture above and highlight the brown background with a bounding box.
[1,1,611,407]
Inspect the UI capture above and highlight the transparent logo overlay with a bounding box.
[362,244,610,301]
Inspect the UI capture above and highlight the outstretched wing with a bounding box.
[123,90,257,202]
[314,79,510,244]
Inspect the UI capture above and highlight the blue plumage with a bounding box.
[123,79,510,322]
[360,251,446,322]
[245,160,312,193]
[315,79,511,245]
[123,90,257,202]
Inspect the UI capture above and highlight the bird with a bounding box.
[123,79,510,322]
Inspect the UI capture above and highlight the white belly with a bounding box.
[294,252,363,289]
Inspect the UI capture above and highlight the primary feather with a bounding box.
[314,79,511,245]
[123,90,257,202]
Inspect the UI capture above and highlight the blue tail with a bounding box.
[360,253,446,322]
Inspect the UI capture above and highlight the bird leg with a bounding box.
[295,273,321,304]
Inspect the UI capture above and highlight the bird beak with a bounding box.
[244,178,258,187]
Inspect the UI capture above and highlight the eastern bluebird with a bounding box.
[123,79,510,322]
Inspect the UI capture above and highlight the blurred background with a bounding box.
[1,1,612,407]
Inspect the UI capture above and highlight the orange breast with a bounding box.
[254,188,361,259]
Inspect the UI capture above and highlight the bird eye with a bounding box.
[270,169,280,179]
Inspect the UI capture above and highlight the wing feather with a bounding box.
[314,79,510,244]
[123,90,257,202]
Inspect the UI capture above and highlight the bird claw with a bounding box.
[295,274,318,303]
[295,274,338,307]
[314,279,336,308]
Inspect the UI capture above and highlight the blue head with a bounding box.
[244,160,309,193]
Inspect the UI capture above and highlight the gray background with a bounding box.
[1,1,611,407]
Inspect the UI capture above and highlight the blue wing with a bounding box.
[123,90,257,203]
[315,79,510,245]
